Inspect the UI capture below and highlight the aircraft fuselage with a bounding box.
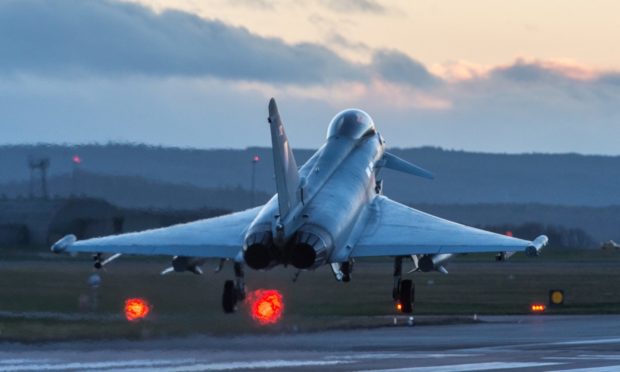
[243,128,384,270]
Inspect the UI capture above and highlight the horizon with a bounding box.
[2,141,619,158]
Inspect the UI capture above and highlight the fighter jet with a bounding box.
[601,240,620,250]
[52,98,548,313]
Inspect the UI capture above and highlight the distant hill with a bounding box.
[2,177,617,245]
[0,145,620,246]
[1,144,619,206]
[412,203,620,246]
[0,171,270,210]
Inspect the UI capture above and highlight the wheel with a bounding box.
[398,279,413,313]
[222,280,237,313]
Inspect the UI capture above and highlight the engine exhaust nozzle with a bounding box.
[290,225,333,270]
[243,229,277,270]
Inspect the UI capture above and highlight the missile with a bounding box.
[417,253,452,273]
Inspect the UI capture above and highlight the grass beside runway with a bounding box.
[0,249,619,341]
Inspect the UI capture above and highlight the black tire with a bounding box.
[222,280,237,313]
[399,279,413,313]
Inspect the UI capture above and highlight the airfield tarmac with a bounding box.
[1,315,619,371]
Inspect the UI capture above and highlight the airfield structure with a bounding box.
[28,157,50,199]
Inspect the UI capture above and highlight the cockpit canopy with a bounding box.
[326,109,376,140]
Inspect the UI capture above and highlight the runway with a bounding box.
[1,315,620,371]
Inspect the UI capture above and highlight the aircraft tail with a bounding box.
[268,98,300,218]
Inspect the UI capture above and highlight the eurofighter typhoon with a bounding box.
[52,98,548,313]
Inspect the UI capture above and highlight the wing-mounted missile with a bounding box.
[161,256,205,275]
[417,253,452,274]
[496,251,517,261]
[378,152,434,180]
[330,260,353,282]
[100,253,122,266]
[93,253,122,269]
[525,235,549,257]
[407,255,420,273]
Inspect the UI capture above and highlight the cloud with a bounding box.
[371,50,442,88]
[326,32,371,52]
[3,72,618,155]
[0,0,444,89]
[0,0,364,84]
[229,0,275,10]
[491,61,554,82]
[480,58,617,87]
[598,73,620,86]
[319,0,385,14]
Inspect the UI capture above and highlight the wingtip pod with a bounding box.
[525,235,549,257]
[51,234,76,253]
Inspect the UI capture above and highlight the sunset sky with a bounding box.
[1,0,618,153]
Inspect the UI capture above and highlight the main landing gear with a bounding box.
[222,262,246,313]
[392,257,415,313]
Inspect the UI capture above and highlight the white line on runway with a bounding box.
[545,355,620,361]
[324,353,480,360]
[550,366,620,372]
[123,359,352,371]
[553,337,620,346]
[0,360,52,365]
[358,361,563,372]
[0,359,195,371]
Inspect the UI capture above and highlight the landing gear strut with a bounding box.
[93,253,103,269]
[234,262,246,301]
[222,262,246,313]
[392,257,414,313]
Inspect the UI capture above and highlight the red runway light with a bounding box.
[124,298,151,321]
[246,289,284,325]
[531,304,546,312]
[72,155,82,164]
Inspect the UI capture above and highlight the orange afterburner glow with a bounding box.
[246,289,284,325]
[124,298,151,321]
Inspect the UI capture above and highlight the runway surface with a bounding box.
[1,315,620,371]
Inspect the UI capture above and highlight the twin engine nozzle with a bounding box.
[243,225,333,270]
[243,228,278,270]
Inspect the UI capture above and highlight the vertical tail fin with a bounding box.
[268,98,300,218]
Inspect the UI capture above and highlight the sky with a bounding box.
[0,0,618,154]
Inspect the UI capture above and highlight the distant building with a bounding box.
[0,197,227,248]
[0,198,121,247]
